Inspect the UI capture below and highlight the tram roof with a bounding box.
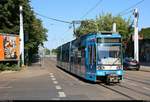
[57,31,121,48]
[79,31,121,39]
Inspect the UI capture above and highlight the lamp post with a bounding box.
[133,8,139,62]
[19,5,24,66]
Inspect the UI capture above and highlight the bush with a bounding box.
[0,63,20,71]
[0,64,6,71]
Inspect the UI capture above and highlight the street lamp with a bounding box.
[133,8,139,62]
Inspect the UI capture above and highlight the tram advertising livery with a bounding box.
[57,32,123,84]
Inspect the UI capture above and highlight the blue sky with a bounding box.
[30,0,149,50]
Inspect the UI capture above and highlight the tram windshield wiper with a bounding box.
[112,58,120,65]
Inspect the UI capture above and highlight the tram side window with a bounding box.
[66,49,69,63]
[57,48,61,61]
[62,48,64,62]
[63,49,69,63]
[70,49,74,63]
[77,51,81,64]
[81,48,85,65]
[88,46,92,64]
[64,50,67,62]
[93,45,96,64]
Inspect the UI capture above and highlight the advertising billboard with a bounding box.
[0,33,20,61]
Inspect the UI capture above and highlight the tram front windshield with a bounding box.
[97,45,121,65]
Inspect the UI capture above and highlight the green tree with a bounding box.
[75,13,133,40]
[75,20,98,37]
[113,15,132,40]
[44,48,50,55]
[96,13,113,31]
[51,49,58,55]
[0,0,20,33]
[139,27,150,39]
[0,0,47,65]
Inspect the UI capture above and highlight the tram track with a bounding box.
[49,59,135,100]
[48,58,150,100]
[124,77,150,86]
[117,84,150,97]
[97,83,136,100]
[98,82,150,100]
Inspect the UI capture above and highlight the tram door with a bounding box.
[87,44,96,80]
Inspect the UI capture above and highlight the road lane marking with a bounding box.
[0,86,12,89]
[56,85,62,90]
[52,78,56,80]
[53,81,58,84]
[58,92,66,97]
[51,98,60,100]
[49,73,53,75]
[143,87,150,91]
[50,75,55,78]
[57,69,87,85]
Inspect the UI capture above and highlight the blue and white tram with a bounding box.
[57,32,123,83]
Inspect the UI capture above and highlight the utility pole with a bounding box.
[72,21,76,35]
[19,5,24,66]
[112,23,116,32]
[72,20,81,35]
[133,8,139,62]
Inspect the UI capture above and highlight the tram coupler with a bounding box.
[106,74,119,84]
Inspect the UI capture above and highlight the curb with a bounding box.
[139,69,150,72]
[20,65,28,72]
[0,71,17,74]
[140,66,150,72]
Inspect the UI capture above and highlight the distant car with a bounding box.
[123,57,140,71]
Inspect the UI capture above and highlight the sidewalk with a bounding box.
[140,62,150,72]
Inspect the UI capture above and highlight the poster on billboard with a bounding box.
[0,33,20,61]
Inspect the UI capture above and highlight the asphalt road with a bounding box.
[0,57,150,100]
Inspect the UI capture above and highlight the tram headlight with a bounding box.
[96,66,101,70]
[116,65,122,70]
[97,66,104,70]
